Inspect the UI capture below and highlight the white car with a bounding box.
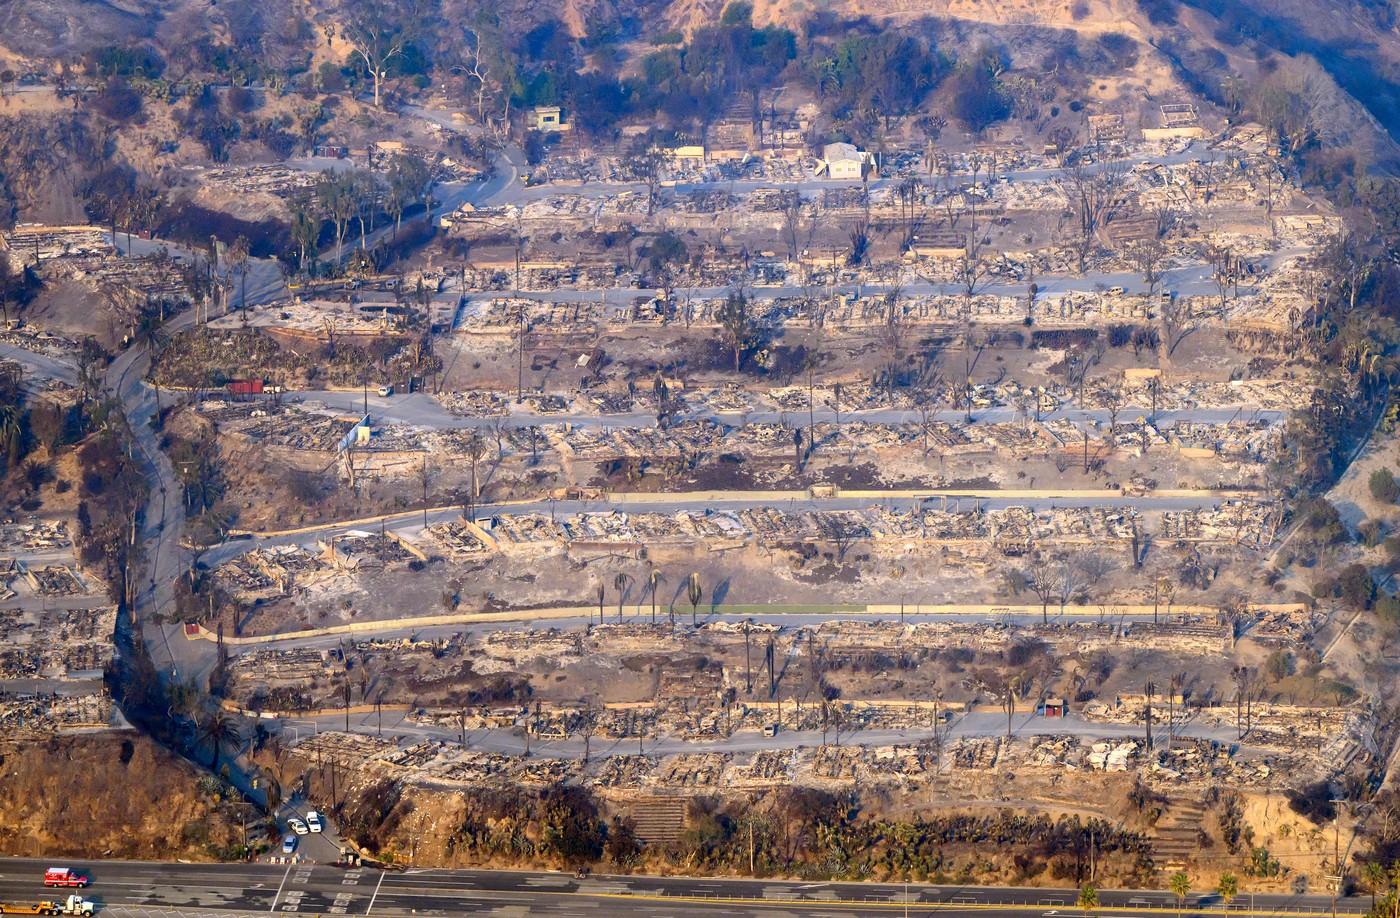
[288,817,309,836]
[377,385,393,397]
[306,810,323,833]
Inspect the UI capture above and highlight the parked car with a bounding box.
[281,835,297,855]
[377,385,393,397]
[306,811,323,833]
[288,817,308,836]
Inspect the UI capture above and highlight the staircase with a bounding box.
[1151,797,1207,872]
[624,797,689,846]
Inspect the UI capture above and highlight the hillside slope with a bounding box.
[0,0,157,61]
[0,732,246,860]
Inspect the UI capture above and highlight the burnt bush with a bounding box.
[1031,328,1100,349]
[91,77,144,124]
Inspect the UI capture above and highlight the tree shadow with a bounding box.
[709,578,731,617]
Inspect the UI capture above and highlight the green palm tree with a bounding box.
[290,205,320,273]
[1361,862,1386,914]
[1217,873,1238,907]
[263,773,283,817]
[199,710,243,772]
[227,235,251,312]
[0,256,14,326]
[133,311,167,355]
[76,341,105,404]
[0,401,21,470]
[1170,871,1190,918]
[166,678,201,721]
[254,771,284,841]
[1078,884,1098,914]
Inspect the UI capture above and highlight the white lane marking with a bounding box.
[366,870,386,915]
[24,879,274,893]
[268,863,293,913]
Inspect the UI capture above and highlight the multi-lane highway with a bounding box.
[0,859,1367,917]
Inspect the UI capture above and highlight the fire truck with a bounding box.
[41,870,88,889]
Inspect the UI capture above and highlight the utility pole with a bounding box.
[516,309,525,403]
[807,361,815,454]
[1331,797,1346,918]
[1144,680,1155,753]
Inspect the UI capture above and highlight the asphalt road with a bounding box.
[449,243,1303,311]
[479,141,1209,207]
[457,258,1234,306]
[0,858,1366,916]
[196,491,1233,571]
[279,707,1242,761]
[0,340,79,396]
[102,234,289,680]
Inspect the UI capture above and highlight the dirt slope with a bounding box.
[0,0,156,62]
[0,732,245,860]
[750,0,1142,33]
